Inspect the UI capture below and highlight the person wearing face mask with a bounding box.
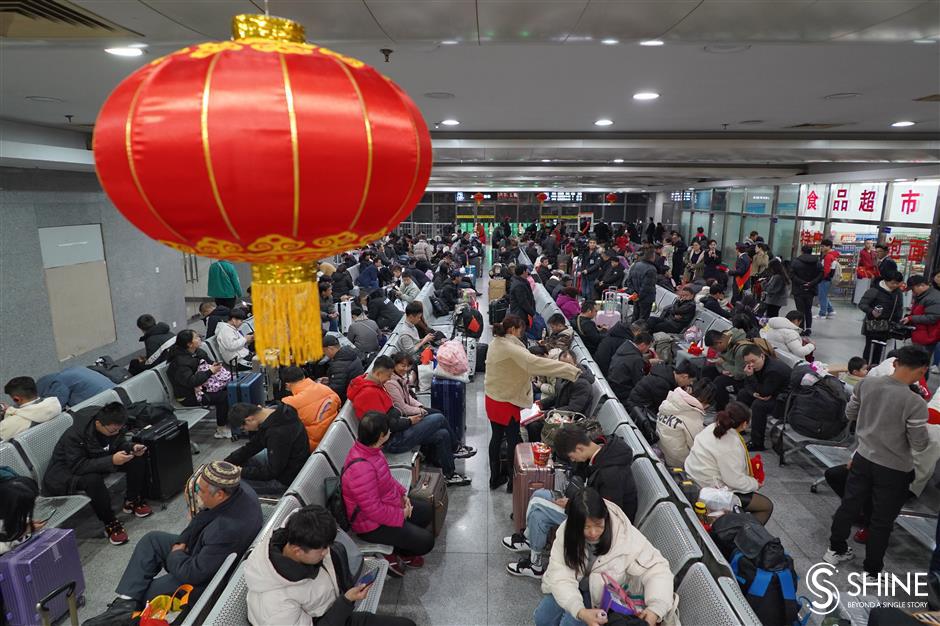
[534,488,675,626]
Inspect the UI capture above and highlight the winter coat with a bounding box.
[215,321,250,364]
[762,274,790,308]
[626,260,657,301]
[509,276,536,320]
[356,264,380,290]
[857,248,877,278]
[576,436,638,521]
[579,250,602,279]
[207,260,242,299]
[43,407,130,495]
[822,250,840,281]
[656,388,707,468]
[609,341,647,403]
[595,322,633,376]
[384,372,425,417]
[35,368,115,409]
[684,249,705,282]
[858,282,903,337]
[728,253,752,286]
[224,404,310,487]
[0,397,62,441]
[789,253,822,296]
[659,298,696,329]
[166,348,213,405]
[205,305,231,339]
[413,240,433,262]
[541,499,675,621]
[556,293,581,320]
[671,240,688,276]
[483,335,580,413]
[540,365,595,416]
[543,327,575,353]
[331,269,354,298]
[627,363,676,413]
[367,292,403,331]
[342,441,407,534]
[740,356,791,399]
[405,267,428,289]
[761,317,814,357]
[877,255,898,278]
[327,346,366,403]
[397,280,421,304]
[346,319,382,354]
[909,288,940,327]
[685,423,760,494]
[702,295,731,319]
[751,249,770,278]
[716,328,749,380]
[573,315,605,355]
[596,262,625,291]
[346,376,410,433]
[141,323,174,359]
[282,378,340,452]
[703,249,723,281]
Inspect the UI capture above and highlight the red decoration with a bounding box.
[472,192,485,205]
[536,192,548,205]
[605,193,618,204]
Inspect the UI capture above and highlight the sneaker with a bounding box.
[823,547,855,565]
[82,598,140,626]
[445,473,471,487]
[853,528,869,544]
[383,554,406,578]
[506,557,544,579]
[454,445,477,459]
[105,521,129,546]
[214,426,232,439]
[817,314,828,320]
[400,555,425,568]
[931,365,940,375]
[502,532,529,552]
[122,498,153,518]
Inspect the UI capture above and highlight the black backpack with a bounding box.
[630,405,660,445]
[786,364,848,440]
[459,308,485,340]
[325,458,367,531]
[88,356,131,383]
[429,295,449,318]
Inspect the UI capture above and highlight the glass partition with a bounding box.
[771,219,797,258]
[776,185,799,216]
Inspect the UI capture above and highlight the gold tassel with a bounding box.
[251,262,322,366]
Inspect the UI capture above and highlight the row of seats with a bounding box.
[532,282,763,625]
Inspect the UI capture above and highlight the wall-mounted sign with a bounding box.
[670,191,693,202]
[827,183,885,221]
[884,182,939,225]
[548,191,583,202]
[798,184,828,217]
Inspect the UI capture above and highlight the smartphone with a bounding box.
[356,569,378,587]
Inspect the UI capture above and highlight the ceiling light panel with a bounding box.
[105,47,143,57]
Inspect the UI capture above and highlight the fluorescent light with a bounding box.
[594,119,614,126]
[613,158,624,163]
[913,39,936,44]
[440,40,459,45]
[633,92,660,101]
[894,178,911,182]
[128,43,148,49]
[541,159,552,163]
[105,47,144,57]
[601,38,619,45]
[891,120,915,127]
[440,119,460,126]
[640,40,664,46]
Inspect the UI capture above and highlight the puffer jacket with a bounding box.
[909,287,940,328]
[608,341,647,403]
[656,388,707,468]
[483,335,581,413]
[413,239,433,261]
[141,322,174,358]
[541,500,675,622]
[281,378,340,452]
[367,291,403,331]
[859,282,903,337]
[326,346,365,403]
[346,375,410,433]
[556,293,581,320]
[627,363,676,413]
[384,372,425,417]
[224,403,310,487]
[0,397,62,441]
[595,322,633,376]
[685,423,760,494]
[342,441,407,534]
[166,347,213,405]
[508,276,536,320]
[716,328,749,380]
[579,436,638,521]
[43,408,129,496]
[331,268,354,298]
[761,317,814,357]
[540,365,595,416]
[659,298,696,329]
[789,253,822,296]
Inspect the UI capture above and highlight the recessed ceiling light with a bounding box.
[640,40,664,46]
[613,158,624,163]
[25,96,64,103]
[601,38,619,45]
[594,118,614,126]
[913,39,936,44]
[440,119,460,126]
[105,47,144,57]
[440,40,459,45]
[424,92,455,99]
[891,120,915,127]
[633,92,660,101]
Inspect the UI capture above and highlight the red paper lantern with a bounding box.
[93,14,431,364]
[606,193,618,204]
[472,192,485,205]
[536,192,548,205]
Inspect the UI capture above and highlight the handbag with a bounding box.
[196,362,232,394]
[135,584,193,625]
[599,572,645,617]
[863,318,890,335]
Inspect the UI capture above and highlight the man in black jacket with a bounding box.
[86,461,263,625]
[137,314,175,360]
[508,265,536,322]
[671,232,688,285]
[573,301,606,355]
[595,320,639,376]
[226,402,311,495]
[728,242,753,304]
[594,251,625,298]
[789,245,823,334]
[627,360,697,413]
[322,335,365,403]
[43,402,150,546]
[627,247,658,322]
[608,332,654,404]
[702,284,731,319]
[503,423,637,578]
[367,289,403,331]
[737,344,791,451]
[646,286,696,334]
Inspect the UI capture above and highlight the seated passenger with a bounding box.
[504,425,637,579]
[538,351,594,417]
[215,307,254,367]
[85,462,262,625]
[736,344,791,452]
[397,302,435,356]
[627,359,697,414]
[280,366,340,452]
[201,302,230,339]
[840,356,870,387]
[594,320,640,377]
[573,301,605,355]
[541,314,574,353]
[346,306,382,356]
[508,265,537,322]
[225,402,311,495]
[43,403,150,546]
[347,356,469,487]
[397,270,421,304]
[554,287,581,321]
[701,284,731,319]
[0,469,41,555]
[439,271,463,312]
[36,366,115,410]
[331,263,355,299]
[533,488,674,626]
[134,313,175,366]
[608,331,654,404]
[322,334,365,404]
[702,328,750,410]
[367,288,403,332]
[342,412,435,578]
[356,257,381,291]
[685,402,774,525]
[245,503,417,626]
[760,310,815,358]
[656,380,715,469]
[593,251,625,298]
[165,330,230,440]
[1,376,62,441]
[646,286,696,334]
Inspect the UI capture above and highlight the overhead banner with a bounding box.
[884,182,939,225]
[827,183,885,222]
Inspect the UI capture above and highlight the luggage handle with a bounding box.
[37,581,78,626]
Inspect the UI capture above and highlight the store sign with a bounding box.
[884,182,939,225]
[827,183,884,221]
[798,184,828,217]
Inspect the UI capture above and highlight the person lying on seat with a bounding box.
[35,367,114,410]
[0,376,61,441]
[225,402,311,496]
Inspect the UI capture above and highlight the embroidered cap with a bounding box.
[201,461,241,490]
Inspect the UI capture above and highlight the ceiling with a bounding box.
[1,0,939,189]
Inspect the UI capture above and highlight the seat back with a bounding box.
[288,453,337,507]
[315,422,356,474]
[13,414,73,485]
[203,562,248,626]
[0,442,32,478]
[614,424,649,459]
[252,495,302,548]
[118,370,171,405]
[179,552,238,626]
[70,389,122,411]
[334,403,359,437]
[202,336,221,361]
[597,401,627,436]
[638,502,703,580]
[677,563,748,626]
[691,311,714,334]
[631,457,670,524]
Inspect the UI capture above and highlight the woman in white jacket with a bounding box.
[685,402,774,524]
[655,380,715,469]
[535,488,676,626]
[760,311,815,358]
[245,504,415,626]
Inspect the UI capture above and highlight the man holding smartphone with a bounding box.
[245,504,417,626]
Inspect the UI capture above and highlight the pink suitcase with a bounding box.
[595,310,621,329]
[512,443,555,531]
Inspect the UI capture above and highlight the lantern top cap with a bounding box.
[232,14,306,43]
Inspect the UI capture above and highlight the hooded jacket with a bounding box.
[166,347,213,405]
[555,293,581,320]
[761,274,790,308]
[330,268,354,298]
[576,435,637,521]
[751,248,770,278]
[608,341,647,403]
[761,317,815,357]
[716,328,749,380]
[0,397,62,441]
[541,499,674,622]
[43,407,130,496]
[595,322,633,376]
[215,321,250,364]
[346,375,409,433]
[789,253,822,296]
[656,388,707,468]
[205,305,231,339]
[367,291,403,331]
[282,378,340,452]
[909,287,940,327]
[540,365,595,416]
[141,322,174,358]
[509,275,536,320]
[342,441,407,534]
[627,363,677,413]
[684,423,760,494]
[627,260,657,301]
[327,346,365,403]
[483,335,581,414]
[224,403,310,486]
[858,282,903,336]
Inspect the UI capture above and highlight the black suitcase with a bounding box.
[488,297,509,325]
[133,419,193,501]
[475,342,488,373]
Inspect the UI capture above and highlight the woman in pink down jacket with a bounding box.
[341,411,434,575]
[555,286,581,320]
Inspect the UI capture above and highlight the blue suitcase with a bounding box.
[431,377,466,444]
[227,372,264,406]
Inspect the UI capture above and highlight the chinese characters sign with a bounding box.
[798,184,828,217]
[827,183,884,221]
[885,182,939,225]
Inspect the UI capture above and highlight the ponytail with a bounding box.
[713,401,751,439]
[493,314,525,337]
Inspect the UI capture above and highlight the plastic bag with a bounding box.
[436,340,469,375]
[683,325,703,344]
[699,486,741,515]
[136,585,192,625]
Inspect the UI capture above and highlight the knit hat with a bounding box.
[201,461,241,490]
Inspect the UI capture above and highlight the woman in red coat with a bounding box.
[857,240,878,278]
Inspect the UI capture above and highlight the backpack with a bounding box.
[830,258,844,287]
[325,458,367,531]
[124,400,176,428]
[459,307,485,340]
[88,355,131,383]
[429,295,449,318]
[525,313,547,341]
[630,405,660,445]
[785,364,848,440]
[736,337,777,359]
[651,332,678,367]
[436,340,469,375]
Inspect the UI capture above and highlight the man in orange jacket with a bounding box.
[280,366,341,452]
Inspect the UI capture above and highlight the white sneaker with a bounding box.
[817,314,828,320]
[931,365,940,375]
[214,426,232,439]
[823,547,855,565]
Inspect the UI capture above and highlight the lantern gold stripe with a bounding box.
[200,52,241,241]
[332,59,373,231]
[278,53,302,238]
[123,75,188,243]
